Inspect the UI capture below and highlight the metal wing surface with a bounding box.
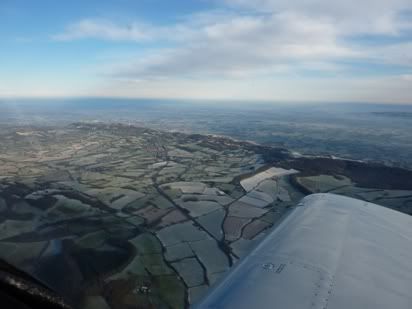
[194,193,412,309]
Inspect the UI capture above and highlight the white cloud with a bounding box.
[401,74,412,81]
[52,0,412,80]
[105,12,359,79]
[53,19,153,41]
[52,18,198,42]
[49,1,412,102]
[372,42,412,66]
[225,0,412,35]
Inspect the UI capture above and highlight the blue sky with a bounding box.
[1,0,412,103]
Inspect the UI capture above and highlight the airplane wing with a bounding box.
[194,193,412,309]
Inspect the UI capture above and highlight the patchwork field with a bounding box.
[0,123,411,308]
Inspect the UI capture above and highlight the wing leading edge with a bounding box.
[194,193,412,309]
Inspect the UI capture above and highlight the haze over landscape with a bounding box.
[1,1,412,309]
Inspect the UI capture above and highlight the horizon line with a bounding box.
[1,96,411,106]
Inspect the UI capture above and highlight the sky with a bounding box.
[0,0,411,103]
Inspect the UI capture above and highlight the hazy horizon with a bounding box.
[1,97,412,106]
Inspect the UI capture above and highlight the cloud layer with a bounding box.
[48,0,412,102]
